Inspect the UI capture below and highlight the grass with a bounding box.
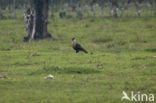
[0,16,156,103]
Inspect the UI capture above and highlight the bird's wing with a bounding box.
[76,43,88,53]
[76,43,83,49]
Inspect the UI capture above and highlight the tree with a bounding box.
[24,0,51,42]
[110,0,118,18]
[134,0,144,17]
[13,0,17,19]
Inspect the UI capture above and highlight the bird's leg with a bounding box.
[76,50,79,53]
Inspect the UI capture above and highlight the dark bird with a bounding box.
[71,38,88,53]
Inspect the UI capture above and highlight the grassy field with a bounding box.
[0,17,156,103]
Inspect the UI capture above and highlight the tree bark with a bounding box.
[134,0,142,17]
[13,0,16,19]
[24,0,51,42]
[43,0,51,38]
[111,0,118,18]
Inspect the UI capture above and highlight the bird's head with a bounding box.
[71,37,76,42]
[71,37,75,41]
[71,37,76,45]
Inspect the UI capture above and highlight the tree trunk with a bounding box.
[43,0,51,38]
[13,0,16,19]
[150,0,154,16]
[120,8,124,17]
[24,0,51,42]
[111,0,118,18]
[134,0,142,17]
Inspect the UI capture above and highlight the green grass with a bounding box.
[0,17,156,103]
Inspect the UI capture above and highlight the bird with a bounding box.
[121,91,131,101]
[71,37,88,53]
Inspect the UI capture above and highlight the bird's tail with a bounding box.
[82,48,88,53]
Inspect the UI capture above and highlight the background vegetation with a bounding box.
[0,0,156,19]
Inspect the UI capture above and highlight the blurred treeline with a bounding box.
[0,0,156,19]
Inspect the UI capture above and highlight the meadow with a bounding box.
[0,16,156,103]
